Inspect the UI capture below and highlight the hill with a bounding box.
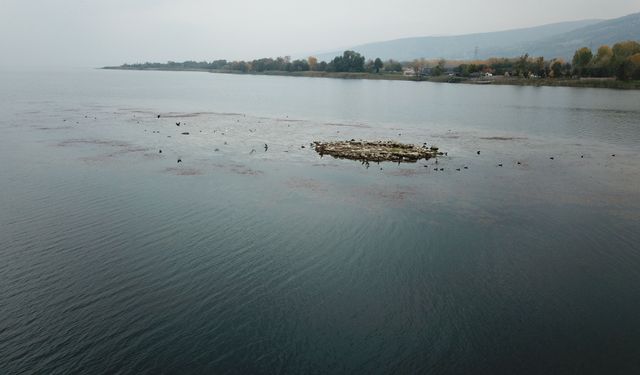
[315,12,640,61]
[491,12,640,59]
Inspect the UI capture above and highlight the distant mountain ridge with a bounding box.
[489,12,640,60]
[315,12,640,62]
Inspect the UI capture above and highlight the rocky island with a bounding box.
[313,140,442,163]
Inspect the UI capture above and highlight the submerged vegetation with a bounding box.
[107,40,640,88]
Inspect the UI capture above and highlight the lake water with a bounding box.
[1,68,639,374]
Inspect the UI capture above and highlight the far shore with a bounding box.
[102,66,640,90]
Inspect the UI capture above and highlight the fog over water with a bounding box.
[1,1,638,67]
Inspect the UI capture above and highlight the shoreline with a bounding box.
[102,66,640,89]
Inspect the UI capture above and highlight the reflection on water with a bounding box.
[1,68,640,374]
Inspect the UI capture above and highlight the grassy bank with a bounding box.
[103,66,640,89]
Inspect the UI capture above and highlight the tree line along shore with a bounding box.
[105,41,640,89]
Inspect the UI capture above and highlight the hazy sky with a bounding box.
[0,0,637,67]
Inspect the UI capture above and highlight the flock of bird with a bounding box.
[78,113,620,171]
[152,114,271,164]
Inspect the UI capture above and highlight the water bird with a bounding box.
[301,145,305,149]
[456,168,461,171]
[550,157,554,160]
[250,149,256,154]
[498,163,503,167]
[177,158,182,163]
[611,154,616,157]
[157,115,161,118]
[440,168,444,171]
[181,132,189,135]
[581,155,584,158]
[477,151,481,155]
[463,166,468,169]
[517,161,521,165]
[159,149,162,153]
[264,143,268,151]
[176,122,181,126]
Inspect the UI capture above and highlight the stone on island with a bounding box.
[313,140,442,162]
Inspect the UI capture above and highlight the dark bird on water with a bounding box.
[159,149,162,153]
[517,161,521,165]
[177,158,182,163]
[264,143,269,151]
[176,122,181,126]
[498,163,503,167]
[477,151,480,155]
[463,166,468,169]
[440,168,444,171]
[611,154,616,157]
[550,157,554,160]
[581,155,584,158]
[456,168,461,171]
[157,115,161,118]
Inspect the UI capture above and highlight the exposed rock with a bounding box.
[313,140,441,163]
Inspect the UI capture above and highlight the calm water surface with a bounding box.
[1,68,640,374]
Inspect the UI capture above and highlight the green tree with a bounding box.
[327,51,365,72]
[630,54,640,80]
[515,54,529,77]
[612,41,640,60]
[612,41,640,80]
[572,47,593,76]
[531,56,545,77]
[432,59,446,76]
[384,59,402,72]
[373,58,383,73]
[591,45,613,77]
[549,59,565,78]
